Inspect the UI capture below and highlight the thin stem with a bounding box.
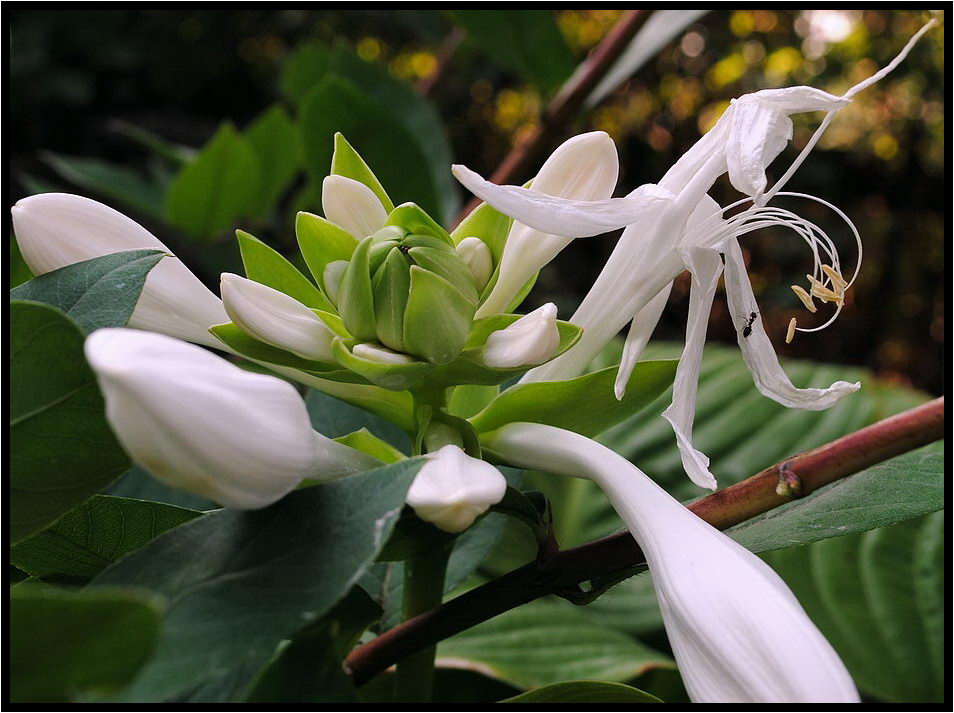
[347,397,944,685]
[393,545,451,702]
[452,10,652,228]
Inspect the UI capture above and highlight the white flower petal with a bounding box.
[221,273,336,362]
[615,283,672,400]
[322,175,388,239]
[487,422,860,704]
[455,237,494,291]
[406,444,507,533]
[86,329,329,509]
[723,239,859,409]
[11,193,228,348]
[661,247,724,491]
[452,164,661,239]
[483,303,561,368]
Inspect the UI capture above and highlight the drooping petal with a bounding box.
[11,193,228,348]
[85,329,376,509]
[486,422,860,704]
[405,444,507,533]
[452,164,662,239]
[615,282,672,399]
[661,247,724,490]
[723,239,859,409]
[220,273,337,362]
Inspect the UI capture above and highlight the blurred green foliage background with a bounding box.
[10,9,945,393]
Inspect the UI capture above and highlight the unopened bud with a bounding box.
[323,260,349,304]
[220,273,336,362]
[456,237,494,291]
[483,303,561,368]
[353,342,417,364]
[406,444,507,533]
[322,175,388,239]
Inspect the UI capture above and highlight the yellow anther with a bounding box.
[806,274,843,305]
[821,264,848,292]
[790,285,817,313]
[786,317,797,344]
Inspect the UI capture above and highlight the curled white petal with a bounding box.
[455,237,494,291]
[406,444,507,533]
[322,175,388,239]
[483,303,561,369]
[85,329,376,509]
[11,193,228,348]
[661,247,724,491]
[452,164,661,239]
[221,273,336,362]
[486,423,860,704]
[723,239,859,409]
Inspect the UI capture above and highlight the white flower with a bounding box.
[406,444,507,533]
[322,175,388,239]
[486,422,860,704]
[455,25,935,488]
[11,193,228,348]
[85,329,378,509]
[464,131,621,317]
[220,273,337,362]
[483,302,561,368]
[455,236,494,291]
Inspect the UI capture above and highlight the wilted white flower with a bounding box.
[85,328,377,509]
[11,193,228,348]
[406,444,507,533]
[466,131,620,317]
[486,422,860,704]
[220,273,337,362]
[322,174,389,239]
[483,302,561,369]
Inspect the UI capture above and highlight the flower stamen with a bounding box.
[786,317,798,344]
[791,285,817,312]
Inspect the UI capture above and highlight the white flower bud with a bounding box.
[352,342,417,364]
[85,329,377,509]
[220,273,336,362]
[455,236,493,291]
[483,303,560,368]
[321,175,388,239]
[322,260,350,303]
[406,445,507,533]
[11,193,228,348]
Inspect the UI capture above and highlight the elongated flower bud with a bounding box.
[322,175,388,239]
[486,423,860,704]
[473,131,619,317]
[483,303,560,368]
[405,444,507,533]
[85,329,377,509]
[11,193,228,348]
[455,236,494,291]
[220,273,337,362]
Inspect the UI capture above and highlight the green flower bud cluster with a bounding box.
[337,226,478,364]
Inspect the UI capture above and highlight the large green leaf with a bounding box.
[164,122,261,240]
[451,10,576,95]
[10,302,130,543]
[40,152,167,219]
[11,495,201,583]
[763,511,945,702]
[243,105,300,219]
[90,460,423,701]
[436,598,672,690]
[10,249,165,333]
[502,680,662,703]
[469,359,678,438]
[10,586,163,702]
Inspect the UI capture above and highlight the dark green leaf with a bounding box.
[10,302,130,543]
[10,586,163,702]
[305,388,411,454]
[502,680,662,703]
[11,495,201,583]
[91,460,423,701]
[9,234,35,288]
[10,249,165,333]
[244,105,300,219]
[452,10,576,94]
[164,122,261,240]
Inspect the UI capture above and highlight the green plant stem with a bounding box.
[347,396,944,686]
[393,546,451,702]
